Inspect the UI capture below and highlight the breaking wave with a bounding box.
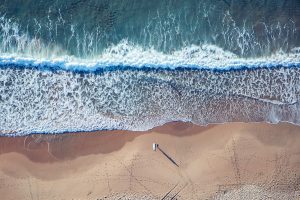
[1,42,300,136]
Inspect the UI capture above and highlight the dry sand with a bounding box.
[0,122,299,199]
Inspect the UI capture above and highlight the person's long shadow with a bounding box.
[157,146,179,167]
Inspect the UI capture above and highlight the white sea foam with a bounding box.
[0,41,299,71]
[0,44,300,136]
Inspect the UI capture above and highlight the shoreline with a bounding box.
[0,122,299,199]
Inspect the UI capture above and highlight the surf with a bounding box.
[0,0,300,136]
[1,47,300,136]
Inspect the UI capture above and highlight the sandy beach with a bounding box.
[0,122,299,199]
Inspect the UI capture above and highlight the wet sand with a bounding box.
[0,122,300,199]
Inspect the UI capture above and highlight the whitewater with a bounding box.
[1,42,300,136]
[1,0,300,136]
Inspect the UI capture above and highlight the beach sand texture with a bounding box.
[0,122,299,199]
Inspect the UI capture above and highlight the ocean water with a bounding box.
[0,0,300,136]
